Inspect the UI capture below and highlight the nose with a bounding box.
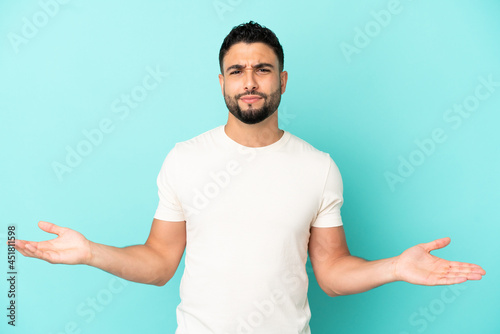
[244,71,258,92]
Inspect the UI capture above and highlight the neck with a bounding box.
[224,111,283,147]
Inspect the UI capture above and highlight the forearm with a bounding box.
[87,242,173,286]
[322,255,398,297]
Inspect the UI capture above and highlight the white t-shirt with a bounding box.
[154,125,344,334]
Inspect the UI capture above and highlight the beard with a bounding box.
[224,86,282,125]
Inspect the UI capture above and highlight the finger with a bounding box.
[25,243,43,258]
[38,221,63,236]
[15,239,61,263]
[438,271,484,282]
[13,240,34,258]
[462,273,484,280]
[14,239,30,251]
[15,247,32,258]
[441,262,486,276]
[14,240,38,258]
[422,237,451,252]
[24,242,57,263]
[441,270,485,279]
[15,239,40,251]
[435,276,468,285]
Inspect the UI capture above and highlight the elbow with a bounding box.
[150,269,175,286]
[150,277,170,286]
[323,287,344,298]
[323,284,361,297]
[318,281,347,297]
[151,273,173,286]
[325,290,345,298]
[152,280,168,287]
[324,289,336,298]
[319,283,336,297]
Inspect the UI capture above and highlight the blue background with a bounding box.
[1,0,499,333]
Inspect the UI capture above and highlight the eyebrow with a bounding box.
[226,63,275,72]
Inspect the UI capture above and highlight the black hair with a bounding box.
[219,21,284,74]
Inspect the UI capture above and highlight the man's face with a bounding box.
[219,42,288,125]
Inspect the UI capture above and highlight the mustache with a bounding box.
[235,91,267,99]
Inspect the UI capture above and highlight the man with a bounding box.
[14,21,485,333]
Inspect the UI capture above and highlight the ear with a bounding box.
[218,73,225,96]
[280,71,288,94]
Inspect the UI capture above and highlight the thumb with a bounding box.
[38,221,63,236]
[422,237,451,252]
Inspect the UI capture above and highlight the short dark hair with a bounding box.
[219,21,284,74]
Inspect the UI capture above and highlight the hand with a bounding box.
[393,237,486,285]
[14,221,92,265]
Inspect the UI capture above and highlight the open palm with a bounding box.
[394,237,485,285]
[14,221,92,265]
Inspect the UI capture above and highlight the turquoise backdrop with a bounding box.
[1,0,499,333]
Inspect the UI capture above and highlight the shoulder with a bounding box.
[286,132,331,159]
[175,126,221,151]
[159,126,220,165]
[285,132,341,176]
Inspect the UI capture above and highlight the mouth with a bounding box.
[240,95,263,104]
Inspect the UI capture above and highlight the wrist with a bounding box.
[390,255,402,282]
[373,256,400,284]
[85,240,96,266]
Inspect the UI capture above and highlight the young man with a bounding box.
[14,22,485,333]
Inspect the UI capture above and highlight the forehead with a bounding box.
[223,42,278,69]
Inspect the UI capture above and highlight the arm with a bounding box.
[308,226,486,297]
[14,219,186,286]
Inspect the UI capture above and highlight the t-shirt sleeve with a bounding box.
[311,156,344,228]
[154,146,186,222]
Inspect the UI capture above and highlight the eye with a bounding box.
[229,70,241,75]
[258,68,271,73]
